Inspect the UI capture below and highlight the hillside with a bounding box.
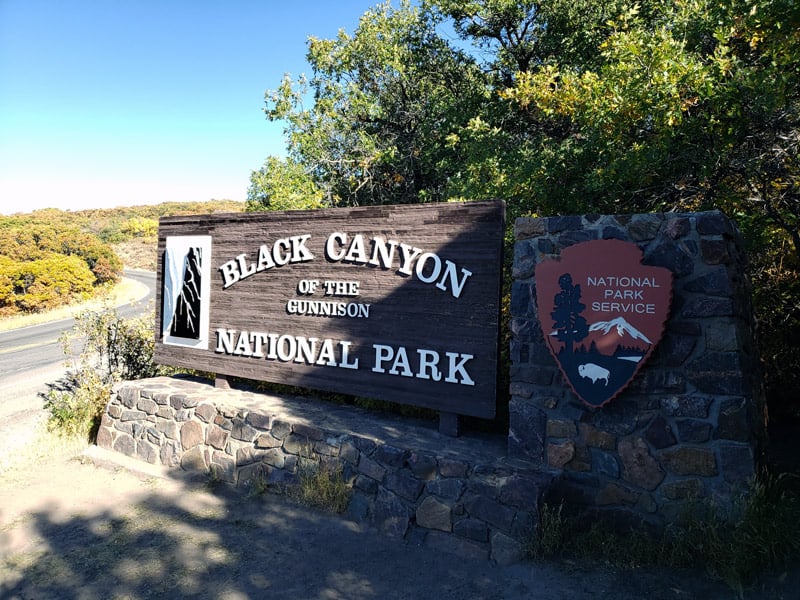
[0,200,245,316]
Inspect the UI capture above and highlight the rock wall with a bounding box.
[509,211,765,525]
[97,376,550,564]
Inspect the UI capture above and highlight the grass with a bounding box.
[286,453,351,514]
[529,473,800,597]
[0,422,91,480]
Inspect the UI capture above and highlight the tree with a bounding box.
[246,156,325,211]
[492,0,800,411]
[551,273,588,354]
[262,0,487,207]
[256,0,800,414]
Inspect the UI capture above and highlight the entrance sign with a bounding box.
[154,201,505,419]
[535,239,672,408]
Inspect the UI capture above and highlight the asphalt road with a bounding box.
[0,270,156,378]
[0,271,155,465]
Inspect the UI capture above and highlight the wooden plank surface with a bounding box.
[154,201,505,419]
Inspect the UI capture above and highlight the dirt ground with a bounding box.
[0,430,795,600]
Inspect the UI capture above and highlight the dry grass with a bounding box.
[287,457,351,514]
[0,422,90,481]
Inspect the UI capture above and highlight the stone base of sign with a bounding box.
[510,211,766,528]
[97,375,549,565]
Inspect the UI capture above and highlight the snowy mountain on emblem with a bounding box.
[588,317,652,344]
[581,316,653,362]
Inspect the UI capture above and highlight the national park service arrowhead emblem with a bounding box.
[535,239,673,408]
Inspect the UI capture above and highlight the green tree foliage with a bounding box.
[261,0,488,207]
[493,0,800,412]
[498,1,800,218]
[247,156,325,211]
[1,201,243,317]
[0,216,122,314]
[0,219,122,283]
[258,0,800,414]
[120,216,159,238]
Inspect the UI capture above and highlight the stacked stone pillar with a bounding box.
[509,211,765,525]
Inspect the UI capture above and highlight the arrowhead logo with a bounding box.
[535,239,673,408]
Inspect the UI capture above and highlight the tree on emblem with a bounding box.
[551,273,588,354]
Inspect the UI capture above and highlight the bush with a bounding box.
[3,254,95,313]
[45,304,172,439]
[43,369,112,439]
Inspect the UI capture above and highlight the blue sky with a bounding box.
[0,0,382,214]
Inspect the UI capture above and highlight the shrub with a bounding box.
[45,305,172,439]
[43,369,112,440]
[11,255,95,312]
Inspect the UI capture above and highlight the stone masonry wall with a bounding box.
[509,211,765,526]
[97,376,550,565]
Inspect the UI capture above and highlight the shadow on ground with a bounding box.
[3,448,791,600]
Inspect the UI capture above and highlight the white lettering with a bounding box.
[222,232,472,298]
[273,238,292,266]
[286,299,371,319]
[316,338,337,366]
[297,279,319,295]
[257,244,275,271]
[236,253,257,280]
[215,329,360,369]
[250,332,268,358]
[372,344,394,374]
[343,234,368,263]
[371,344,475,385]
[234,331,253,356]
[591,301,656,314]
[219,258,242,288]
[265,333,280,359]
[435,261,472,299]
[291,234,314,262]
[325,232,347,261]
[220,236,315,288]
[587,276,660,288]
[389,346,414,377]
[322,280,360,296]
[445,352,475,386]
[295,336,318,364]
[368,237,399,268]
[339,341,359,369]
[417,349,442,381]
[276,334,296,361]
[415,252,442,284]
[397,243,424,276]
[215,328,236,353]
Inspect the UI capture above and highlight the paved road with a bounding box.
[0,271,155,468]
[0,270,155,378]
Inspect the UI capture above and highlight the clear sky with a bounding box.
[0,0,382,215]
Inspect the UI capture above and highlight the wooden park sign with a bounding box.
[154,201,505,428]
[535,239,673,408]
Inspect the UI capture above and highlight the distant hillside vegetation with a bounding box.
[0,200,244,316]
